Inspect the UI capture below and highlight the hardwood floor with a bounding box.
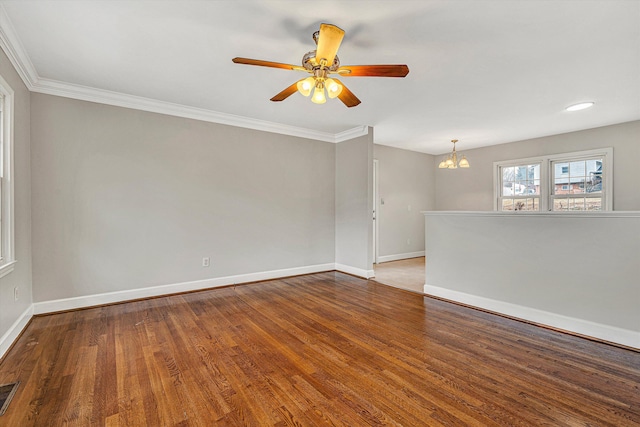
[1,271,638,426]
[373,257,425,293]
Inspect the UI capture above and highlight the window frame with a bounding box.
[0,74,16,279]
[494,148,613,212]
[495,160,543,211]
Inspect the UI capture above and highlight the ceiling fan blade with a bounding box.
[232,57,305,71]
[315,24,345,67]
[336,64,410,77]
[333,79,361,108]
[270,82,300,102]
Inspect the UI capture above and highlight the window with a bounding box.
[0,74,15,278]
[497,163,541,211]
[494,148,612,212]
[552,158,604,211]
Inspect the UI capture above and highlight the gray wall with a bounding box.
[435,121,640,211]
[424,212,640,347]
[335,128,373,273]
[374,144,435,259]
[0,48,32,341]
[30,94,336,302]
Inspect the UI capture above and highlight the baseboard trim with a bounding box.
[33,263,335,315]
[423,283,639,350]
[0,305,33,360]
[335,264,375,279]
[377,251,425,263]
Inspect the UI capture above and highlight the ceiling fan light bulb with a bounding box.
[297,77,315,97]
[311,86,326,104]
[325,78,342,98]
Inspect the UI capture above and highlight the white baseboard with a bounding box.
[423,283,639,350]
[335,263,375,279]
[377,251,425,263]
[33,263,335,315]
[0,305,34,360]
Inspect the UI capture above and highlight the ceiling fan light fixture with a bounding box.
[311,84,327,104]
[297,77,315,97]
[232,23,409,107]
[325,78,342,98]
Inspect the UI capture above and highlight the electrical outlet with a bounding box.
[407,205,411,211]
[202,257,210,267]
[407,238,411,246]
[13,287,18,301]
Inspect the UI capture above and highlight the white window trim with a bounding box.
[0,74,15,278]
[493,159,543,211]
[493,148,613,212]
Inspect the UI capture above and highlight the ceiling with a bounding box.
[1,0,638,154]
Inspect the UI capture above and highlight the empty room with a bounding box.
[0,1,638,425]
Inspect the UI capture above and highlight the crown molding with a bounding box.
[334,125,369,142]
[0,5,37,89]
[35,77,363,143]
[0,5,367,144]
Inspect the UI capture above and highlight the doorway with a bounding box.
[371,158,425,293]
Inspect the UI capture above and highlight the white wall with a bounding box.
[30,94,336,302]
[335,127,374,277]
[435,121,640,211]
[0,47,32,356]
[424,212,640,348]
[373,144,435,261]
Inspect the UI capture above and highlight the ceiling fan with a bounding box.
[232,23,409,107]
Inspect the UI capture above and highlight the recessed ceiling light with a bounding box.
[566,102,595,112]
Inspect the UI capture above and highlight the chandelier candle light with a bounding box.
[438,139,470,169]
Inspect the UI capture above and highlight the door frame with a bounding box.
[373,159,379,264]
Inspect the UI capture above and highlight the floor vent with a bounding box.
[0,382,19,416]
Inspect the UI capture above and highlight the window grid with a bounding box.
[551,157,604,211]
[494,149,612,212]
[498,163,541,211]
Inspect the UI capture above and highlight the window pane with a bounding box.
[523,198,538,211]
[569,161,585,177]
[585,160,600,174]
[529,164,540,180]
[516,166,528,180]
[570,177,585,194]
[502,166,514,181]
[586,160,603,193]
[501,199,515,210]
[585,197,602,210]
[554,179,569,194]
[569,198,585,210]
[532,179,540,195]
[553,198,569,211]
[555,162,569,176]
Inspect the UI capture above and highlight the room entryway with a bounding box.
[372,257,425,293]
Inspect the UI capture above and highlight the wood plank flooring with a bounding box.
[0,271,638,426]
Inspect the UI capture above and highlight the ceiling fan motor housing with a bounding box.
[302,50,340,71]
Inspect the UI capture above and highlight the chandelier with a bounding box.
[438,139,470,169]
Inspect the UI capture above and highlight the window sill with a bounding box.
[422,211,640,218]
[0,260,16,279]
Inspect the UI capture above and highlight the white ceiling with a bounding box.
[1,0,639,154]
